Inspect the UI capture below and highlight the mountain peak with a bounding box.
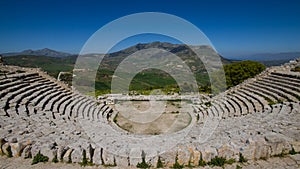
[3,48,72,57]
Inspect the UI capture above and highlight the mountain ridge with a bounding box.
[2,48,73,58]
[2,42,300,63]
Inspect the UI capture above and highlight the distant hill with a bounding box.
[258,59,294,67]
[100,42,231,69]
[115,42,230,61]
[3,55,76,77]
[228,52,300,67]
[247,52,300,61]
[2,48,72,58]
[3,42,233,95]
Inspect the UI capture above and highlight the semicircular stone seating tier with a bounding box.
[193,63,300,122]
[0,59,300,167]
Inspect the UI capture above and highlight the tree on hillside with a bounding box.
[224,60,265,88]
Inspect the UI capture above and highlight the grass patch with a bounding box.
[172,154,184,169]
[79,150,93,166]
[198,154,206,167]
[103,163,117,167]
[197,154,237,167]
[32,151,49,165]
[273,152,286,158]
[239,153,247,163]
[103,157,117,167]
[186,159,194,168]
[204,102,211,107]
[113,113,118,123]
[136,151,151,168]
[208,156,227,167]
[259,157,267,161]
[156,156,164,168]
[291,66,300,72]
[208,156,236,167]
[16,70,25,73]
[289,147,297,155]
[6,145,13,158]
[236,165,243,169]
[52,154,59,163]
[226,158,236,164]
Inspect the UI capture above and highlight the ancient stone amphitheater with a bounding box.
[0,59,300,168]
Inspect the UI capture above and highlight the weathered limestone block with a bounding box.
[93,147,103,165]
[243,138,256,160]
[102,149,116,166]
[291,141,300,153]
[63,148,73,163]
[243,136,271,160]
[40,145,57,161]
[202,146,218,162]
[217,144,236,159]
[191,150,201,166]
[21,145,32,158]
[0,138,7,155]
[147,155,158,167]
[119,156,133,167]
[10,142,25,157]
[57,146,69,161]
[177,146,192,166]
[254,139,271,160]
[264,134,291,156]
[71,146,83,163]
[160,151,177,167]
[30,144,41,157]
[2,142,11,156]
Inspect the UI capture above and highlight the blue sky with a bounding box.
[0,0,300,59]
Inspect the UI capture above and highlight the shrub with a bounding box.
[198,154,206,167]
[136,151,151,168]
[238,153,247,163]
[31,151,49,165]
[236,165,242,169]
[204,102,212,107]
[156,156,164,168]
[52,154,59,163]
[226,158,236,164]
[224,60,266,88]
[113,113,118,123]
[273,151,286,158]
[260,157,267,160]
[289,147,297,155]
[79,149,93,166]
[292,66,300,72]
[208,156,226,167]
[186,159,194,168]
[103,157,117,167]
[16,70,25,73]
[172,154,184,169]
[6,145,13,158]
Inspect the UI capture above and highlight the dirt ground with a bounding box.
[0,156,134,169]
[114,101,192,135]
